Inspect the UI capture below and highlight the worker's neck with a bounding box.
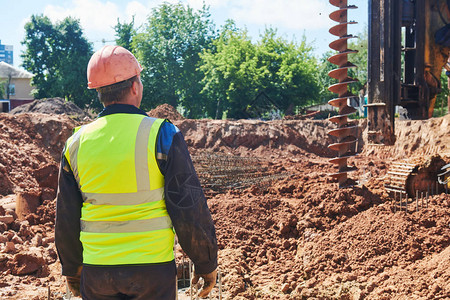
[105,97,140,109]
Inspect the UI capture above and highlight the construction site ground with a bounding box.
[0,100,449,299]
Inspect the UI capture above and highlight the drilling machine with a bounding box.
[327,0,450,194]
[366,0,450,197]
[367,0,450,145]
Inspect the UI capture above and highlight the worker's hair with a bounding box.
[96,75,139,106]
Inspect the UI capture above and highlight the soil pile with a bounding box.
[209,191,449,299]
[0,113,79,197]
[10,98,91,121]
[0,112,80,299]
[173,118,343,158]
[363,114,450,160]
[147,103,185,121]
[0,109,449,299]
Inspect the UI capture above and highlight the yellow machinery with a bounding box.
[438,163,450,189]
[327,1,450,193]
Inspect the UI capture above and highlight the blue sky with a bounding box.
[0,0,367,68]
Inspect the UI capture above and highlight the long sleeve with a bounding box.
[55,154,84,277]
[162,131,218,274]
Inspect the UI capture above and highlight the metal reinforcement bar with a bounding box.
[176,242,222,300]
[192,153,290,193]
[391,180,448,213]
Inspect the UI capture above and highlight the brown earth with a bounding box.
[10,98,92,121]
[148,103,185,121]
[0,104,449,299]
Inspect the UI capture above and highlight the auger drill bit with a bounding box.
[327,0,359,187]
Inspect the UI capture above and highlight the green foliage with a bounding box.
[317,51,337,103]
[256,30,320,114]
[132,3,216,116]
[114,16,136,51]
[321,30,368,105]
[434,70,449,117]
[0,79,6,99]
[199,21,257,119]
[199,24,320,119]
[347,29,368,94]
[21,15,97,109]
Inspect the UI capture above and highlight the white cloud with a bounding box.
[45,0,119,36]
[226,0,333,30]
[43,0,154,44]
[125,1,150,28]
[186,0,224,10]
[40,0,340,50]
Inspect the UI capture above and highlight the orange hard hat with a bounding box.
[87,45,143,89]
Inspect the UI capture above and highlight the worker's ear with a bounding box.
[130,81,138,95]
[130,81,137,95]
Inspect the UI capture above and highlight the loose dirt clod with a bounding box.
[0,106,449,299]
[147,103,185,120]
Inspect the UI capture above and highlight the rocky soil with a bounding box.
[9,98,91,121]
[0,104,449,299]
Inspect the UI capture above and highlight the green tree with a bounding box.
[322,30,367,112]
[199,25,320,119]
[114,16,136,51]
[21,15,96,109]
[435,70,449,116]
[21,15,59,98]
[317,51,337,103]
[347,29,368,94]
[199,21,258,119]
[0,79,6,99]
[256,29,319,114]
[132,3,215,116]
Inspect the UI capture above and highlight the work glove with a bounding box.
[192,269,217,298]
[66,266,82,297]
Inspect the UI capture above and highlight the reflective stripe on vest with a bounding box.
[83,188,164,206]
[81,215,172,233]
[64,115,174,265]
[67,125,86,184]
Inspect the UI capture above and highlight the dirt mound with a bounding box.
[0,197,59,299]
[147,103,185,121]
[299,197,450,299]
[174,118,342,158]
[0,113,79,197]
[208,172,449,299]
[10,98,91,121]
[363,114,450,160]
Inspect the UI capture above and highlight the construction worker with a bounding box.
[55,45,218,299]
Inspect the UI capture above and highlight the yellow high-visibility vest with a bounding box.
[64,114,174,265]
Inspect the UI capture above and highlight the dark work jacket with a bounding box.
[55,104,218,276]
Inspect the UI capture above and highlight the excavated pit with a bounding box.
[0,102,449,299]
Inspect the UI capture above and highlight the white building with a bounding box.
[0,62,35,112]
